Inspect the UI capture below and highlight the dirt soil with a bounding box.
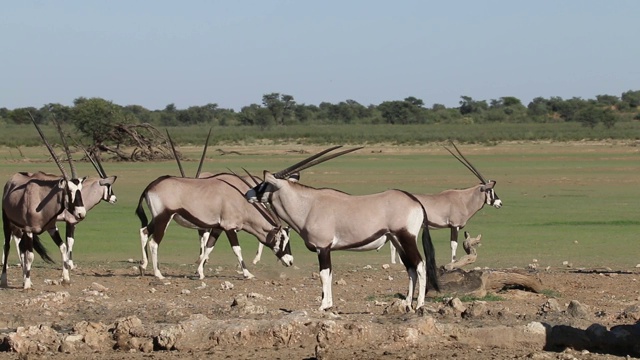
[1,257,639,360]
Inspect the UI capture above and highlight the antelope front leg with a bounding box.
[252,243,264,265]
[47,228,71,284]
[317,248,333,311]
[65,222,77,270]
[227,231,254,279]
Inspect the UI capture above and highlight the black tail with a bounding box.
[421,226,440,292]
[135,192,149,227]
[396,189,440,292]
[33,234,55,264]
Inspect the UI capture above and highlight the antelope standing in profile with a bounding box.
[2,116,87,289]
[135,132,293,280]
[29,149,117,270]
[390,141,502,264]
[244,146,440,311]
[162,130,291,279]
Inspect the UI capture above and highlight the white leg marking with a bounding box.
[22,249,35,290]
[196,246,215,280]
[198,231,211,263]
[451,240,458,262]
[67,236,76,270]
[232,245,254,279]
[405,266,418,311]
[319,268,333,311]
[139,227,149,272]
[390,242,397,264]
[149,239,164,279]
[253,243,264,265]
[416,261,426,309]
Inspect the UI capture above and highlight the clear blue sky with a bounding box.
[2,1,639,111]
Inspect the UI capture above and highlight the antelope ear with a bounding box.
[464,231,470,239]
[480,181,495,192]
[287,172,300,183]
[477,234,482,240]
[99,176,117,185]
[57,178,67,189]
[264,171,281,187]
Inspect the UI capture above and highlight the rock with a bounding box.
[540,298,563,313]
[617,304,640,321]
[449,298,467,314]
[567,300,589,319]
[462,301,487,319]
[221,281,234,290]
[336,278,347,285]
[91,282,108,292]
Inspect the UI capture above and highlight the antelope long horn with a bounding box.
[82,147,106,178]
[51,115,77,179]
[241,167,261,187]
[292,146,363,174]
[222,171,282,226]
[444,141,487,184]
[273,145,343,179]
[195,128,212,178]
[166,130,185,178]
[29,112,69,180]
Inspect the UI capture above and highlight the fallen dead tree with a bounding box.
[438,268,544,297]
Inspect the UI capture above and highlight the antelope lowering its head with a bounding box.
[390,141,502,264]
[2,115,87,289]
[135,130,293,280]
[244,146,440,311]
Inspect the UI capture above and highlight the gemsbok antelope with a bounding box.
[30,148,117,271]
[135,134,294,280]
[162,130,290,279]
[390,141,502,264]
[244,146,440,311]
[2,116,87,289]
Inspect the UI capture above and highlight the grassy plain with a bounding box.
[0,141,638,278]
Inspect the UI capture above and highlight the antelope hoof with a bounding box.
[138,265,146,277]
[243,272,255,280]
[68,261,76,270]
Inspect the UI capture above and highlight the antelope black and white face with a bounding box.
[99,176,118,204]
[62,177,87,219]
[245,172,289,204]
[482,180,502,208]
[266,226,293,266]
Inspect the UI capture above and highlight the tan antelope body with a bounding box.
[389,143,502,264]
[2,116,87,289]
[245,147,440,311]
[26,169,117,270]
[135,173,293,280]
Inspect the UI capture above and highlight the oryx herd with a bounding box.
[1,119,501,312]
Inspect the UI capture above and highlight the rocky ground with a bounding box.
[1,257,639,359]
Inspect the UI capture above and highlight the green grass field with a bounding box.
[1,141,638,275]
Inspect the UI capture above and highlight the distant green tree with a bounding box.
[600,109,618,129]
[378,101,414,124]
[595,94,619,106]
[527,97,550,117]
[71,97,127,145]
[262,93,296,125]
[459,96,488,115]
[159,103,178,126]
[621,90,640,108]
[8,107,40,124]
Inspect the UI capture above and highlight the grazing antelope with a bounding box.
[2,116,87,289]
[136,132,293,280]
[390,141,502,264]
[244,146,440,311]
[162,130,290,279]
